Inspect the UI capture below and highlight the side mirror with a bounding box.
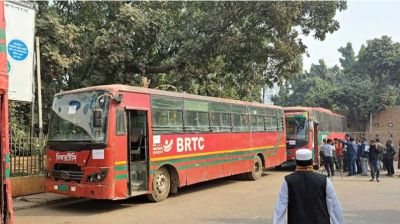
[93,109,104,128]
[309,120,314,131]
[113,93,123,103]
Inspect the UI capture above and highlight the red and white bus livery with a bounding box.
[45,85,286,201]
[284,107,346,168]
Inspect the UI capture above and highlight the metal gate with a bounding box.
[9,132,45,177]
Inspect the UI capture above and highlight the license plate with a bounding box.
[58,184,69,191]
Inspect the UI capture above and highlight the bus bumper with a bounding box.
[44,179,115,200]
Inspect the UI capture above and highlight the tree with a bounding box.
[272,59,341,109]
[29,1,347,131]
[273,37,400,130]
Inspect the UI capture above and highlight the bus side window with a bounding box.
[116,109,126,135]
[183,100,210,133]
[210,103,232,132]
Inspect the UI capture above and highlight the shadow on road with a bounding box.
[19,174,277,216]
[204,217,272,224]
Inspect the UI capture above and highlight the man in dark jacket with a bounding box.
[369,140,381,182]
[274,149,344,224]
[384,140,395,176]
[341,135,357,176]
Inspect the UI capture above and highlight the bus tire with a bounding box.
[147,167,170,202]
[247,156,263,181]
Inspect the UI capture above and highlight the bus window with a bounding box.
[151,96,184,134]
[251,115,265,132]
[240,114,250,132]
[183,100,210,133]
[116,109,126,135]
[231,105,249,132]
[285,115,308,142]
[210,103,232,132]
[265,116,276,131]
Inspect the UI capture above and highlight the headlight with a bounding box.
[87,168,109,182]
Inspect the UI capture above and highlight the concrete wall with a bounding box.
[365,106,400,146]
[363,106,400,161]
[11,175,44,197]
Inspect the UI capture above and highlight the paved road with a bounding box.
[15,168,400,224]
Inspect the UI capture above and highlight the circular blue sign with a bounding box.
[8,39,28,61]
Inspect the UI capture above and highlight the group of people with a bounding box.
[320,134,398,181]
[273,134,398,224]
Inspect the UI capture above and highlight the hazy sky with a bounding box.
[302,0,400,71]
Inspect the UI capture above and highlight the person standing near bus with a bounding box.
[319,139,327,166]
[322,139,335,177]
[398,143,400,172]
[330,139,339,170]
[359,137,369,176]
[375,138,386,171]
[356,139,363,174]
[384,140,395,176]
[369,140,381,182]
[341,135,357,176]
[273,149,344,224]
[334,138,344,171]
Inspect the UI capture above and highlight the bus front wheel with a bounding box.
[247,156,263,181]
[147,167,171,202]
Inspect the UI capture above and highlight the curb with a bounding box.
[13,196,79,211]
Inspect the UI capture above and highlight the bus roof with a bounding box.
[284,106,345,118]
[55,84,283,110]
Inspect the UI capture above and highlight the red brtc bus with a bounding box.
[45,85,286,201]
[0,1,13,223]
[284,107,346,168]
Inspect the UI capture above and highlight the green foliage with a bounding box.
[9,102,31,137]
[273,37,400,128]
[29,1,346,130]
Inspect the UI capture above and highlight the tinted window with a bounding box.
[251,115,265,132]
[183,100,210,132]
[116,109,126,135]
[151,96,184,134]
[210,103,232,132]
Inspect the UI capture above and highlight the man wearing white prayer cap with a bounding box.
[273,149,344,224]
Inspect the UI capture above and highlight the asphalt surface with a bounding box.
[15,167,400,224]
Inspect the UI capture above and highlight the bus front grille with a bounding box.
[51,163,84,182]
[51,170,84,182]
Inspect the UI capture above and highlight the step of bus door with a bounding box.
[131,180,144,191]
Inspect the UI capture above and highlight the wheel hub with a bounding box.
[156,173,167,194]
[255,162,260,173]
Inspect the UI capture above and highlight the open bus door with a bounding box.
[313,122,320,170]
[0,1,13,223]
[127,110,149,196]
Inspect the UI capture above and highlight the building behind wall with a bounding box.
[365,106,400,155]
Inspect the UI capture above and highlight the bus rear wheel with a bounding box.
[147,167,170,202]
[247,156,263,181]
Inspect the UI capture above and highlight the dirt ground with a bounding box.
[15,166,400,224]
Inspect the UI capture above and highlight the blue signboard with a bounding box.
[7,39,28,61]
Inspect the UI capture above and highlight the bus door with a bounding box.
[127,110,149,195]
[313,122,320,169]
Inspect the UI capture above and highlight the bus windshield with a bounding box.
[48,90,109,143]
[285,114,308,142]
